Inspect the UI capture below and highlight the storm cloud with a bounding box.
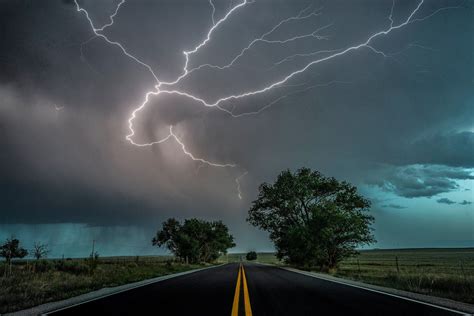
[0,0,472,254]
[436,198,456,205]
[406,132,474,168]
[368,164,474,198]
[381,204,407,209]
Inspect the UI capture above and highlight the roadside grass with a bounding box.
[224,248,474,304]
[334,248,474,304]
[0,257,202,314]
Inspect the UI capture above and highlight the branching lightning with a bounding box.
[180,6,328,75]
[221,80,353,118]
[74,0,457,199]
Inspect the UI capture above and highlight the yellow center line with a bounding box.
[231,264,242,316]
[241,264,253,316]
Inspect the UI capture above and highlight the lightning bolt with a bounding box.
[169,126,236,168]
[236,171,248,200]
[74,0,160,84]
[221,80,354,118]
[209,0,216,26]
[97,0,126,32]
[179,5,328,76]
[74,0,458,199]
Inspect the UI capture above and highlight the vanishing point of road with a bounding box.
[48,263,465,315]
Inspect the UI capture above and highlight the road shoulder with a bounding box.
[280,265,474,315]
[7,264,224,316]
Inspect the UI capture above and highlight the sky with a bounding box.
[0,0,473,258]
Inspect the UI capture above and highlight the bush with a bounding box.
[246,251,257,261]
[35,260,54,273]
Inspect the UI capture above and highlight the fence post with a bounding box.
[395,256,400,273]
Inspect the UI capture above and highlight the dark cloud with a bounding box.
[367,164,474,198]
[436,198,456,205]
[381,204,407,209]
[459,200,472,206]
[0,0,472,252]
[400,132,474,168]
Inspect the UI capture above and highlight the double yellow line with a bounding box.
[231,263,253,316]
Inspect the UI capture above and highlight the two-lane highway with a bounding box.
[243,263,463,316]
[48,263,465,315]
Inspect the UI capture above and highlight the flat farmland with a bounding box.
[223,248,474,304]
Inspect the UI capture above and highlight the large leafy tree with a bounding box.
[152,218,235,263]
[247,168,375,269]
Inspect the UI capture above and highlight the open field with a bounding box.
[224,248,474,304]
[0,256,202,314]
[336,248,474,304]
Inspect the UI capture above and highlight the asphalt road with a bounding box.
[48,263,463,315]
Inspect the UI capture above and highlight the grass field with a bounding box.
[0,256,202,314]
[224,248,474,304]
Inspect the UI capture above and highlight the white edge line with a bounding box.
[281,267,471,316]
[41,264,226,315]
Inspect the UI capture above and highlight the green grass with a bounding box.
[223,248,474,304]
[0,256,203,314]
[334,248,474,304]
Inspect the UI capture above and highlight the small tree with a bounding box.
[0,237,28,276]
[248,168,375,270]
[153,218,235,264]
[33,242,49,260]
[246,251,257,261]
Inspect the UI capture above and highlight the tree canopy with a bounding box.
[33,242,49,260]
[247,168,375,269]
[1,237,28,276]
[246,251,257,261]
[152,218,235,264]
[0,237,28,263]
